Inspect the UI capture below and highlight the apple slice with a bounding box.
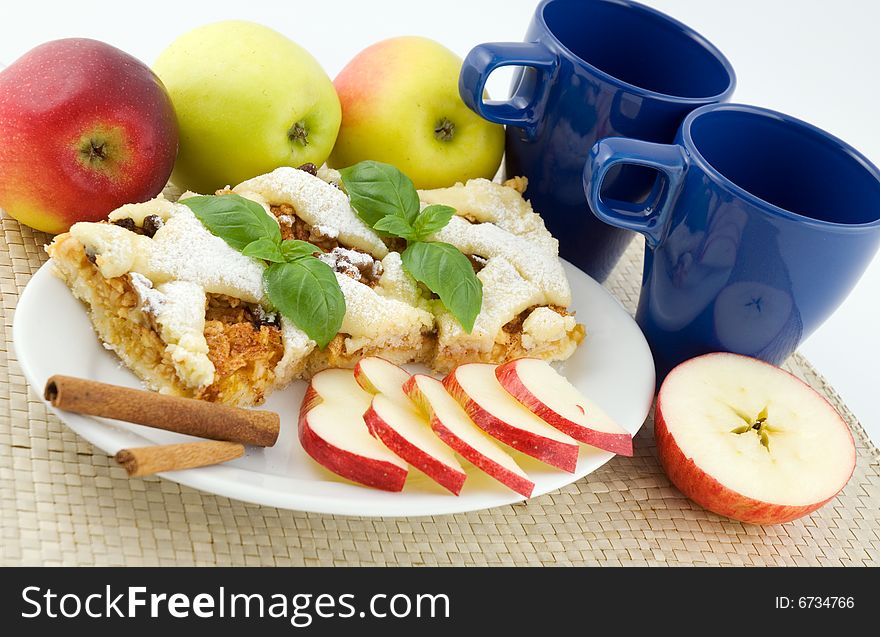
[299,368,407,491]
[405,374,534,497]
[355,356,467,494]
[364,395,467,495]
[444,363,580,472]
[656,352,856,525]
[495,358,632,456]
[354,356,411,403]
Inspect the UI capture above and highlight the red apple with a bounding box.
[299,368,407,491]
[655,352,856,525]
[405,374,534,497]
[444,363,580,472]
[495,358,632,456]
[0,38,178,233]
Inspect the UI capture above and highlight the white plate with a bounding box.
[13,259,654,517]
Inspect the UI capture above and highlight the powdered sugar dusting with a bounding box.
[152,280,213,388]
[435,257,544,353]
[69,223,152,279]
[419,178,557,247]
[128,272,164,316]
[58,170,582,393]
[318,247,377,280]
[274,317,316,385]
[71,202,266,304]
[108,196,178,224]
[148,208,265,303]
[521,307,577,350]
[233,167,388,257]
[374,252,427,308]
[420,178,571,307]
[432,216,571,307]
[336,273,433,343]
[312,224,339,240]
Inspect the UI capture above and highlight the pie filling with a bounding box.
[270,202,340,250]
[200,294,284,404]
[50,236,191,397]
[47,168,585,406]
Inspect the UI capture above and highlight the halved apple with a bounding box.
[364,394,467,495]
[444,363,580,472]
[299,368,408,491]
[354,356,411,403]
[405,374,535,497]
[495,358,632,456]
[655,352,856,525]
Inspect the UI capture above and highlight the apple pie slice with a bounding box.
[418,178,584,372]
[48,167,433,406]
[47,165,584,406]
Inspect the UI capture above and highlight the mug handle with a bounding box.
[584,137,690,249]
[459,42,558,139]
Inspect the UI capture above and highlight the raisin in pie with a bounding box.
[47,166,584,406]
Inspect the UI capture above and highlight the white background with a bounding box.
[2,0,878,443]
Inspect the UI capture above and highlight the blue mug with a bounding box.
[585,103,880,379]
[460,0,735,280]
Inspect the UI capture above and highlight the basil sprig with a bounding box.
[264,258,345,350]
[181,194,345,349]
[401,242,483,332]
[182,194,281,251]
[339,161,482,332]
[341,160,422,228]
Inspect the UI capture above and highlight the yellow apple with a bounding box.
[330,36,504,189]
[154,21,341,193]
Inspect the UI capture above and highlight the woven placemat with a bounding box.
[1,211,878,567]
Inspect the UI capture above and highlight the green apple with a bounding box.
[154,20,341,193]
[330,36,504,189]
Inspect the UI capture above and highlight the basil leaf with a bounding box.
[182,194,281,251]
[401,241,482,333]
[242,238,285,263]
[264,259,345,349]
[183,194,344,347]
[281,239,320,262]
[339,160,420,227]
[373,215,417,240]
[413,204,456,240]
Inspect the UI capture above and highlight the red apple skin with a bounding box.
[403,376,534,498]
[363,402,466,495]
[298,385,407,492]
[0,38,178,234]
[443,368,579,473]
[495,360,633,456]
[655,354,857,525]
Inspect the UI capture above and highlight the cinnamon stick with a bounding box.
[115,441,245,477]
[45,375,279,447]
